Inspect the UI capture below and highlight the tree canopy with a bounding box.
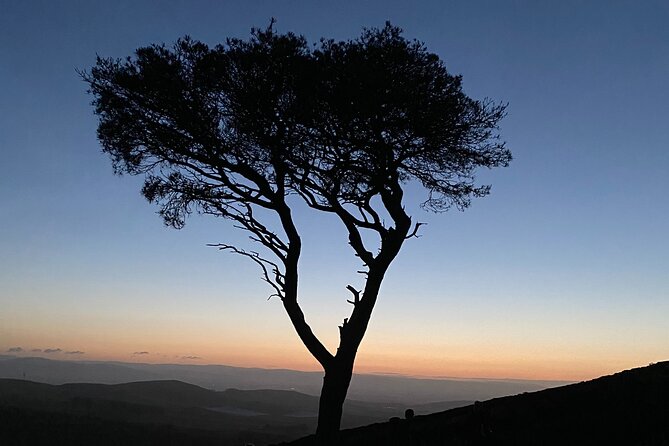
[83,22,511,438]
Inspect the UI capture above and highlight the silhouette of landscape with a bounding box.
[0,379,381,444]
[282,361,669,445]
[0,374,476,444]
[1,361,667,445]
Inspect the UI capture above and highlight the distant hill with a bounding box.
[0,379,309,445]
[0,355,565,404]
[3,362,666,445]
[281,361,669,446]
[0,378,462,445]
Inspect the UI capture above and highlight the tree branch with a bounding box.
[345,285,361,306]
[405,222,426,239]
[209,243,284,299]
[329,201,375,265]
[202,200,289,262]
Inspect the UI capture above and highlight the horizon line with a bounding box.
[1,354,579,383]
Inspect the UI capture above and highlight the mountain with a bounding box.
[281,361,669,446]
[0,355,565,404]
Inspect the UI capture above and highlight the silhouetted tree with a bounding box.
[83,22,511,440]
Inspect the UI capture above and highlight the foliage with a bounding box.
[85,22,509,251]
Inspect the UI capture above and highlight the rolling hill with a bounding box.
[0,378,465,445]
[0,355,564,404]
[2,361,667,445]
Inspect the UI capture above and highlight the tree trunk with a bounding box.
[312,258,401,441]
[277,192,411,442]
[315,358,355,442]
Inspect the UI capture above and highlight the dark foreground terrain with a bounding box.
[0,378,463,445]
[1,361,667,445]
[282,361,669,446]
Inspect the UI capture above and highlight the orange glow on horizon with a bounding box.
[4,339,655,383]
[4,310,663,382]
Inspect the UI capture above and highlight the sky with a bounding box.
[1,0,667,381]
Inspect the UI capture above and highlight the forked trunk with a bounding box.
[313,260,401,441]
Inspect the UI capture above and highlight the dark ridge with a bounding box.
[4,362,665,445]
[279,361,669,446]
[0,378,414,444]
[0,379,315,444]
[0,405,286,446]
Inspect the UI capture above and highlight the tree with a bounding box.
[83,22,511,440]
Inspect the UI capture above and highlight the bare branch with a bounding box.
[346,285,361,305]
[329,201,375,265]
[208,243,285,299]
[204,200,289,262]
[406,222,426,239]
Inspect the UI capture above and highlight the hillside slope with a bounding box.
[282,361,669,446]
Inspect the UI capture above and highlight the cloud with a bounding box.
[6,347,23,353]
[65,351,85,355]
[31,349,42,352]
[181,356,201,360]
[44,348,62,354]
[133,351,149,355]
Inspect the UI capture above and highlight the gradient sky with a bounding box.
[1,0,668,381]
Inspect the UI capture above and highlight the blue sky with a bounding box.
[1,0,667,380]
